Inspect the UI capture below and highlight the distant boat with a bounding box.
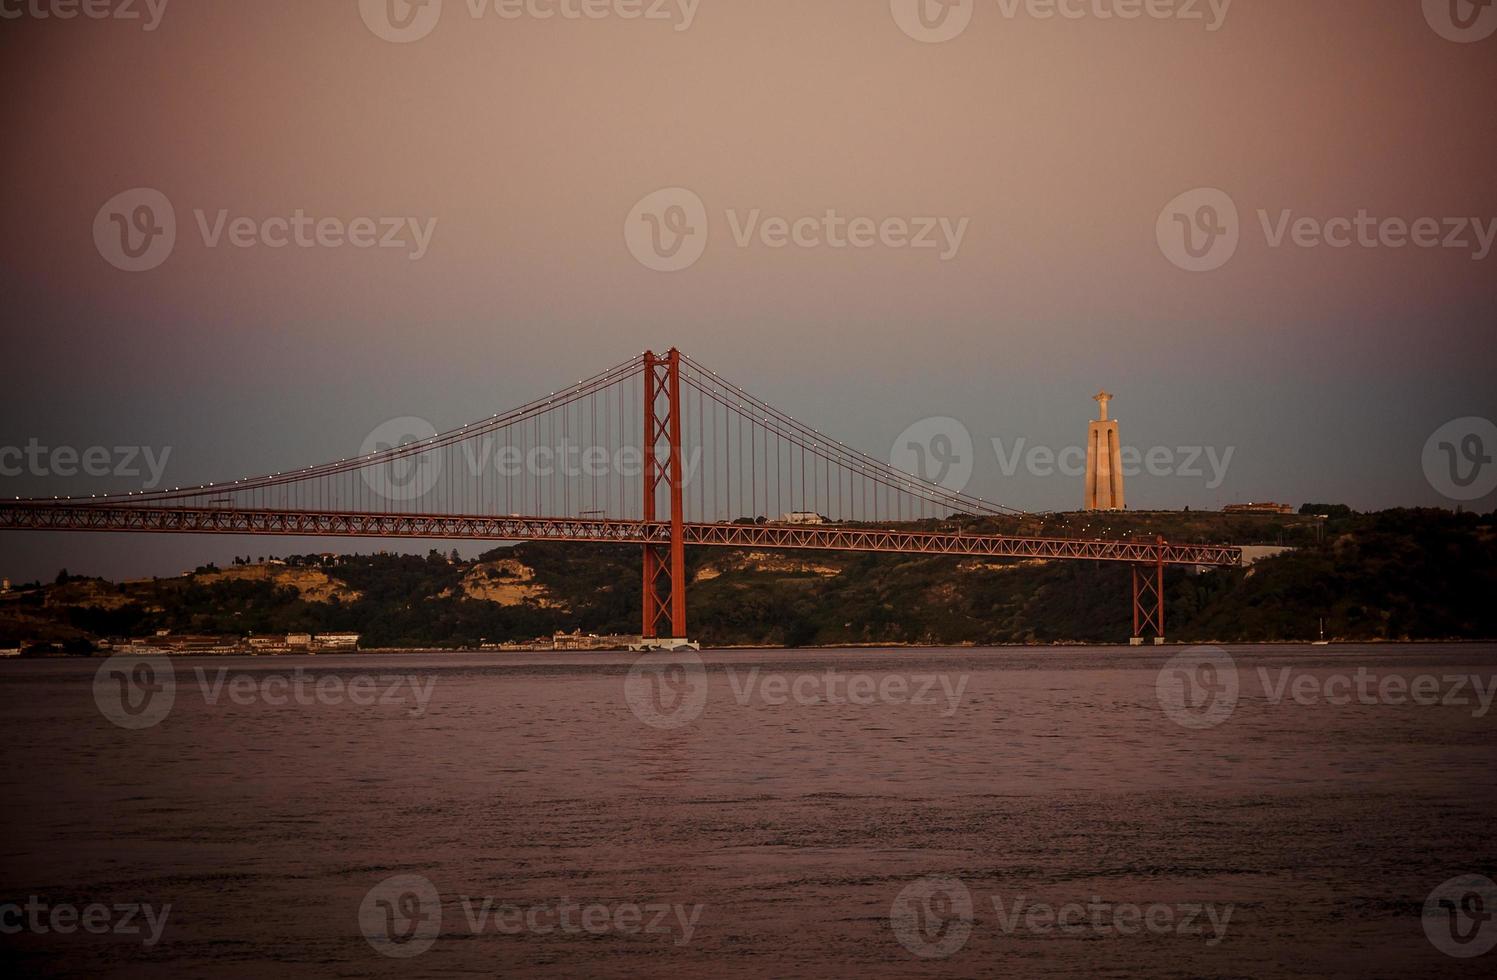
[1313,618,1330,646]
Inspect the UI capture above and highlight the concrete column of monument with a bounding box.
[1085,390,1125,511]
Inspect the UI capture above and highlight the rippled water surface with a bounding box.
[2,645,1494,977]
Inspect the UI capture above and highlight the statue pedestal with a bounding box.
[1086,417,1125,511]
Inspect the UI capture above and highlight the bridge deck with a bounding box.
[0,504,1242,567]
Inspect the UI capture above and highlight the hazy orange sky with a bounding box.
[1,0,1494,578]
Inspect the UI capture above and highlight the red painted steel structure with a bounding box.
[641,350,688,639]
[0,504,1243,568]
[0,346,1243,639]
[1132,540,1167,641]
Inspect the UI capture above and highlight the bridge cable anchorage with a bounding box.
[0,347,1241,641]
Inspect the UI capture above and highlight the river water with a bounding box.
[1,644,1494,977]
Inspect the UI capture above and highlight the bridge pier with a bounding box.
[1130,546,1166,645]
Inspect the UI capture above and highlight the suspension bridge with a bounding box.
[0,349,1241,646]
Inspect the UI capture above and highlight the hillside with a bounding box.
[3,508,1493,649]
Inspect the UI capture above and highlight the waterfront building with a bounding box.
[314,632,361,650]
[1223,502,1295,515]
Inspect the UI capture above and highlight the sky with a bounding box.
[1,0,1495,582]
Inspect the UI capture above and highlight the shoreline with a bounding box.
[7,637,1497,659]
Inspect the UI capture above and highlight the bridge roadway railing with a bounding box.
[0,504,1243,568]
